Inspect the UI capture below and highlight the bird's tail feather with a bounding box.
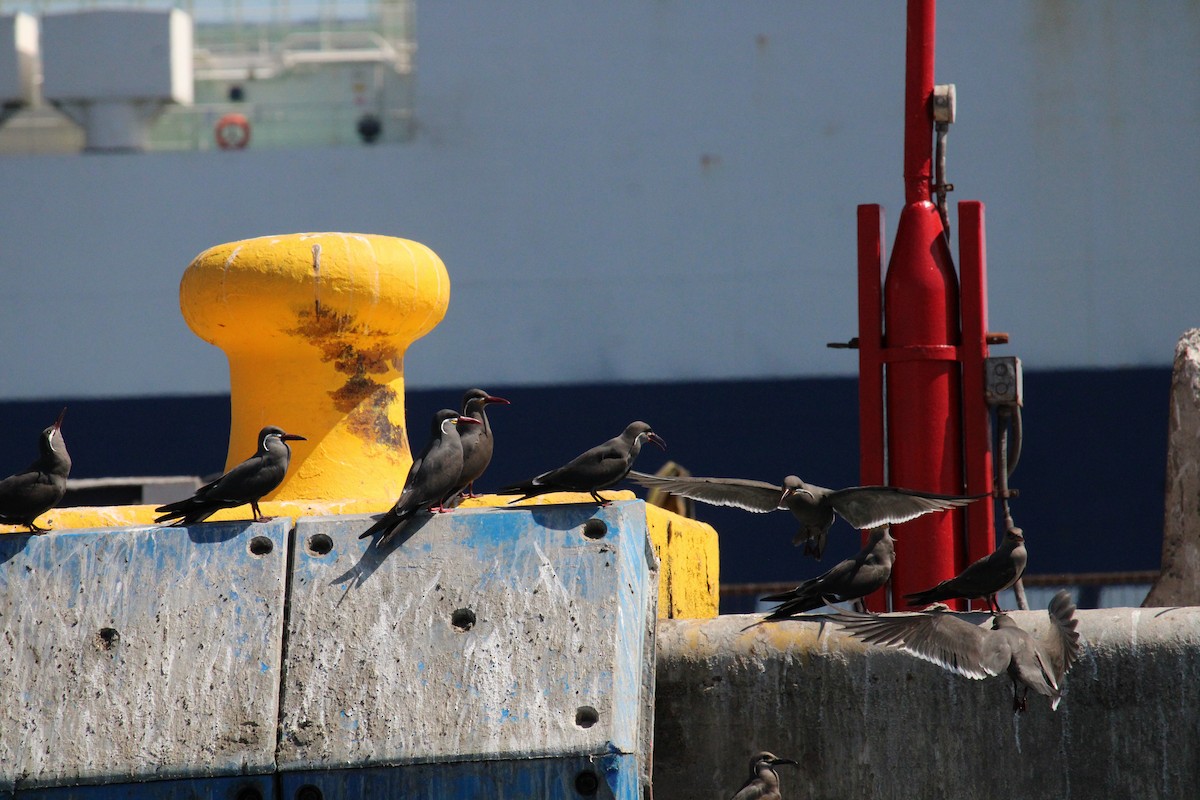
[358,507,416,540]
[901,586,945,606]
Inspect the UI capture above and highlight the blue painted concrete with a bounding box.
[2,504,657,796]
[278,503,656,773]
[1,521,290,790]
[280,753,640,799]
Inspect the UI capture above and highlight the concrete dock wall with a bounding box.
[653,609,1200,800]
[6,505,1197,799]
[1,503,659,798]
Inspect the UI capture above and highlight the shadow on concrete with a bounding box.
[329,514,432,604]
[186,520,257,544]
[0,531,34,565]
[522,503,606,532]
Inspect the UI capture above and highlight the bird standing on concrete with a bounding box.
[154,426,306,525]
[452,388,509,499]
[731,751,798,800]
[829,589,1082,712]
[359,409,480,544]
[498,421,665,505]
[627,471,981,559]
[761,529,895,618]
[0,408,71,533]
[904,527,1028,612]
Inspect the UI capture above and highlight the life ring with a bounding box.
[214,113,251,150]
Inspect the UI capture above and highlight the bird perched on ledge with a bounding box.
[904,527,1028,612]
[155,426,305,525]
[731,751,798,800]
[627,471,982,559]
[0,408,70,533]
[451,388,509,500]
[829,589,1081,712]
[359,409,480,544]
[498,421,665,505]
[761,529,894,618]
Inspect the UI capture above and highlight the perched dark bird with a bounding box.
[904,527,1028,612]
[498,421,665,505]
[359,409,480,543]
[452,388,509,499]
[761,529,895,618]
[829,589,1082,712]
[627,471,982,559]
[0,408,70,533]
[731,751,798,800]
[154,426,305,525]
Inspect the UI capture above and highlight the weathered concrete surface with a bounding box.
[1146,328,1200,606]
[466,490,720,619]
[654,609,1200,800]
[277,502,657,774]
[2,492,719,620]
[0,521,290,791]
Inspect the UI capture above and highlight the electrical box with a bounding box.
[984,356,1022,407]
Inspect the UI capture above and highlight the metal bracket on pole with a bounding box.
[933,83,956,237]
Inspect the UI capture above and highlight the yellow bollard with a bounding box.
[179,232,449,502]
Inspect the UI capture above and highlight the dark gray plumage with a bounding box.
[498,421,665,504]
[627,471,982,559]
[155,425,305,525]
[829,589,1082,712]
[0,408,70,533]
[761,529,894,619]
[904,527,1028,612]
[359,409,479,543]
[731,751,798,800]
[452,388,509,499]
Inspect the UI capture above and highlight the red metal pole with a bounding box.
[856,205,888,610]
[902,0,935,206]
[958,201,997,572]
[877,0,967,610]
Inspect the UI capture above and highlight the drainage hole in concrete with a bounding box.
[235,787,264,800]
[582,519,608,540]
[95,628,120,650]
[295,786,323,800]
[575,705,599,728]
[451,608,476,632]
[574,770,600,796]
[248,536,274,556]
[306,533,334,556]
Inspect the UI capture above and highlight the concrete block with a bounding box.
[279,753,639,799]
[0,521,290,791]
[653,608,1200,800]
[1146,328,1200,606]
[5,494,718,621]
[277,502,657,776]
